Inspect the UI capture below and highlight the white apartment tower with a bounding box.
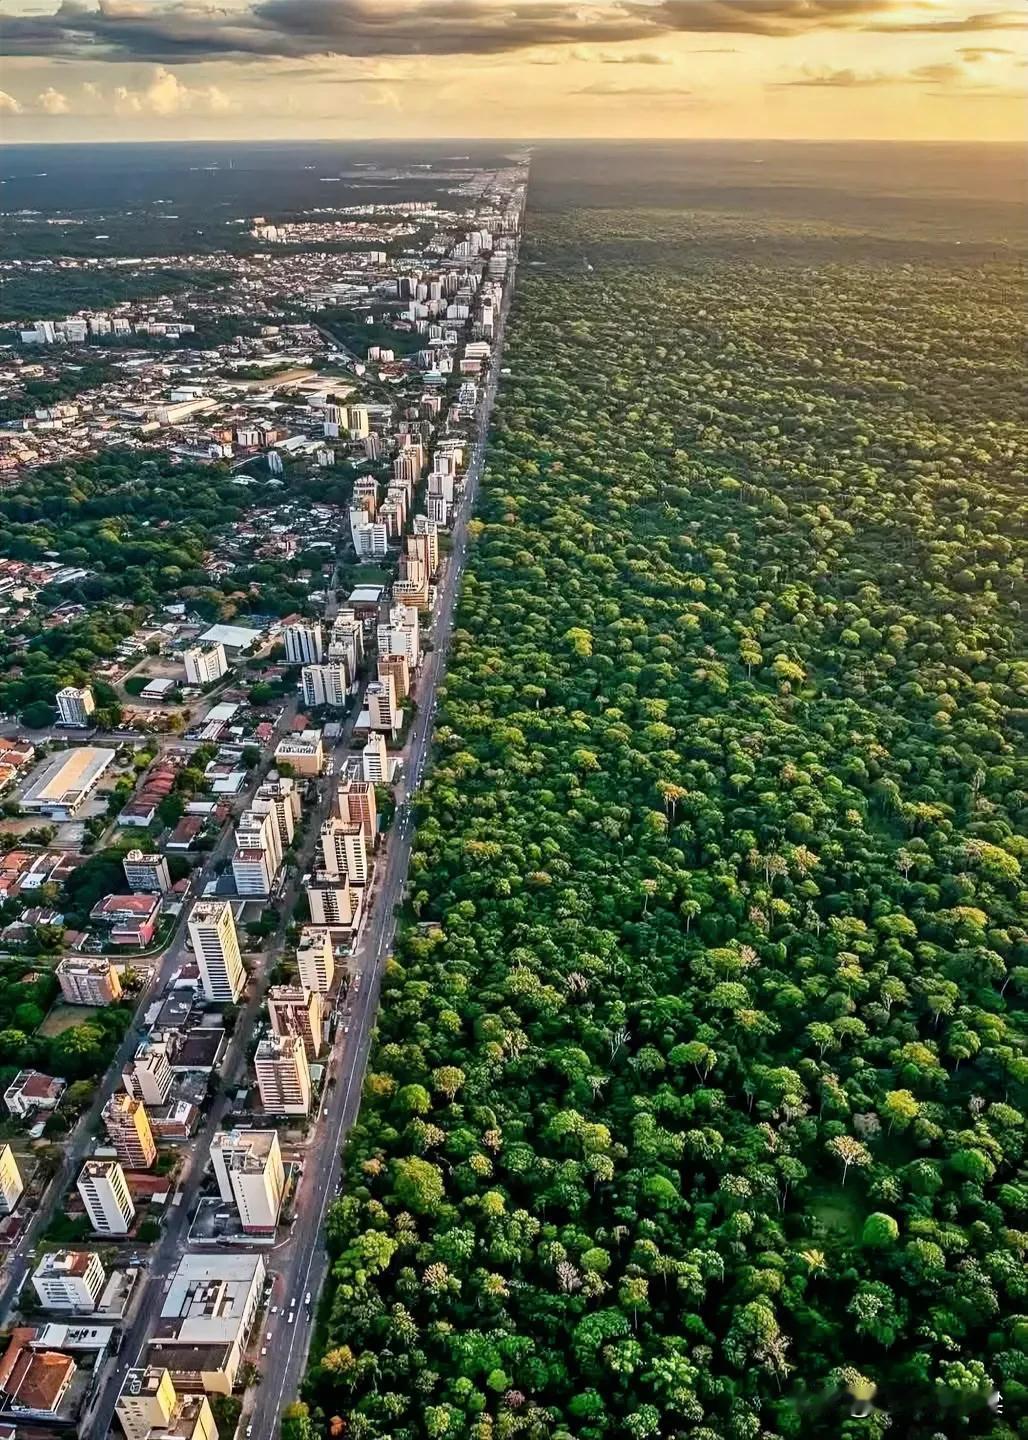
[283,623,324,666]
[251,778,299,850]
[32,1250,106,1312]
[235,808,283,873]
[232,847,274,898]
[123,850,172,893]
[320,818,368,885]
[123,1041,174,1107]
[306,878,359,929]
[183,643,228,686]
[366,676,399,738]
[377,604,420,669]
[210,1130,286,1235]
[301,664,350,710]
[188,900,245,1003]
[255,1035,312,1116]
[296,925,335,994]
[0,1143,24,1214]
[362,731,388,784]
[77,1159,135,1235]
[56,686,95,727]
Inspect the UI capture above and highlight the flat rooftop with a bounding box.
[22,747,116,806]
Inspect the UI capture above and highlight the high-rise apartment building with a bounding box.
[231,847,274,898]
[210,1130,285,1235]
[252,777,300,849]
[301,664,350,710]
[122,1040,174,1107]
[283,623,324,666]
[377,652,410,702]
[327,611,362,683]
[123,850,172,893]
[412,514,440,575]
[116,1367,218,1440]
[77,1159,135,1234]
[379,603,420,666]
[362,731,388,783]
[183,643,227,687]
[306,877,359,930]
[0,1143,24,1215]
[56,685,95,727]
[366,676,399,739]
[187,901,245,1004]
[103,1094,157,1170]
[57,955,123,1006]
[347,404,370,438]
[320,818,368,885]
[267,985,323,1059]
[336,779,377,846]
[254,1035,311,1116]
[235,808,282,873]
[295,926,335,994]
[32,1250,106,1312]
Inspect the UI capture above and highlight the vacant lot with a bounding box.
[39,1002,102,1037]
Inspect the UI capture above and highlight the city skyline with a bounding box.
[0,0,1024,143]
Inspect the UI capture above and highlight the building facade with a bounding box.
[103,1094,157,1170]
[210,1130,285,1235]
[0,1143,24,1215]
[77,1160,135,1235]
[56,686,95,727]
[283,623,324,666]
[267,986,323,1059]
[122,851,172,894]
[187,901,245,1004]
[254,1035,311,1116]
[56,956,123,1006]
[295,926,335,994]
[32,1250,106,1313]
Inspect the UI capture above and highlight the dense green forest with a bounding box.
[0,267,216,323]
[0,451,354,720]
[302,208,1027,1439]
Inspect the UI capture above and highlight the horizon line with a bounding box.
[2,135,1025,148]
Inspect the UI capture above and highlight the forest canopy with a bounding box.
[304,205,1026,1440]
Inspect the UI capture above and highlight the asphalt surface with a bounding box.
[249,249,520,1440]
[0,697,301,1330]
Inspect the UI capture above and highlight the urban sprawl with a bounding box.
[0,158,527,1440]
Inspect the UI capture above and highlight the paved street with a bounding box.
[0,695,300,1327]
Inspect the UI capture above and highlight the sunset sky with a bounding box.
[0,0,1024,142]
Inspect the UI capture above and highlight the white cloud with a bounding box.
[37,85,69,113]
[114,66,239,115]
[0,91,22,114]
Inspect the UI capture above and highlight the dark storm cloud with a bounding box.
[1,0,1022,65]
